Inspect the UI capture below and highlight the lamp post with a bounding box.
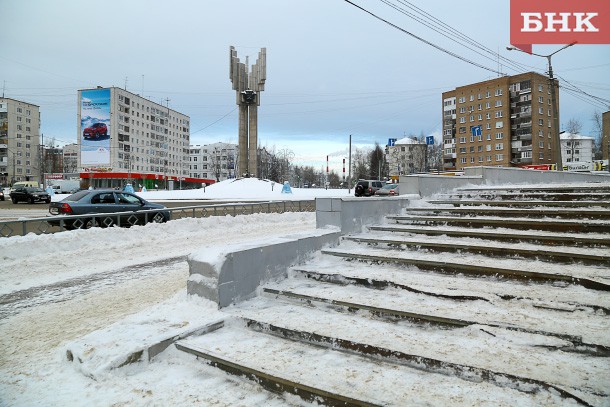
[506,43,575,171]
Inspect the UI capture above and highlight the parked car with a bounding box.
[47,189,170,230]
[10,187,51,204]
[0,189,4,201]
[374,184,400,197]
[83,123,108,139]
[354,180,384,197]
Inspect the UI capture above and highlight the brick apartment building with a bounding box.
[442,72,559,171]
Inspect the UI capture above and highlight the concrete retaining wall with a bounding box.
[401,166,610,197]
[315,196,413,234]
[187,229,341,308]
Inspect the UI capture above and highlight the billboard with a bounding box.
[80,88,111,166]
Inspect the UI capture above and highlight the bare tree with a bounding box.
[565,118,583,135]
[592,111,603,160]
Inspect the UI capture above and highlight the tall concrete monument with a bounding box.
[230,46,266,177]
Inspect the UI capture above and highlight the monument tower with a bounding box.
[229,46,266,177]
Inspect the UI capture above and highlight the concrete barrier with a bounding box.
[401,166,610,197]
[187,228,341,308]
[315,196,414,235]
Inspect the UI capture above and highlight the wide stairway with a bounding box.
[177,184,610,406]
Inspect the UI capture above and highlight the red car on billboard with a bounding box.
[83,123,108,139]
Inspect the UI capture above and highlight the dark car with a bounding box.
[83,123,108,139]
[354,180,383,197]
[374,184,400,197]
[47,189,170,230]
[0,189,4,201]
[10,187,51,204]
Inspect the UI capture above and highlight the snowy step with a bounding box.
[368,224,610,247]
[344,234,610,266]
[455,185,610,194]
[261,278,610,348]
[290,263,610,314]
[388,214,610,233]
[320,246,610,291]
[443,192,610,201]
[403,206,610,220]
[428,199,610,208]
[175,321,584,406]
[227,296,608,405]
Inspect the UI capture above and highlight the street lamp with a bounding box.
[506,43,576,171]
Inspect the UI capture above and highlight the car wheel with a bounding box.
[45,199,51,204]
[29,197,35,204]
[11,197,17,204]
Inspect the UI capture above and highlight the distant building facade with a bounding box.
[63,143,79,174]
[442,72,559,171]
[560,132,594,166]
[387,137,427,177]
[77,87,205,189]
[189,142,237,182]
[0,98,41,186]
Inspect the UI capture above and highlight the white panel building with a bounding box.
[189,142,238,182]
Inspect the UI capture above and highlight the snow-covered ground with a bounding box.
[1,179,607,405]
[0,179,351,406]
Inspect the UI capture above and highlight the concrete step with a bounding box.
[456,185,610,194]
[290,264,610,314]
[175,320,590,406]
[388,214,610,233]
[368,224,610,247]
[429,199,610,208]
[261,277,609,349]
[343,234,610,266]
[403,206,610,220]
[228,296,607,405]
[444,192,610,201]
[320,246,610,291]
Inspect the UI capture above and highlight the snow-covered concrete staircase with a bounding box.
[177,184,610,406]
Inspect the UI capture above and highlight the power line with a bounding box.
[343,0,505,76]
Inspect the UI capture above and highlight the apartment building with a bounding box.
[560,132,594,166]
[0,98,41,186]
[78,87,193,189]
[189,142,237,182]
[442,72,559,171]
[387,137,427,178]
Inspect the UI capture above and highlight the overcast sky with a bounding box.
[1,0,609,170]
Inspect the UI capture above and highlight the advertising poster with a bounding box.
[80,88,111,165]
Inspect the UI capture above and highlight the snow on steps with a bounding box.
[175,318,585,406]
[174,184,609,406]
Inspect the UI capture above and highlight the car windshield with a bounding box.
[381,184,397,190]
[26,187,44,192]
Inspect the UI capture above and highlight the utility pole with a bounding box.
[348,134,352,193]
[507,43,575,171]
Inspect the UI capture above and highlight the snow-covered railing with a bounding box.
[0,200,316,238]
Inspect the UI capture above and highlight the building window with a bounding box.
[470,157,475,163]
[469,95,474,101]
[538,84,543,92]
[486,134,491,140]
[539,119,544,126]
[459,137,466,143]
[477,114,482,121]
[495,111,503,118]
[495,121,503,128]
[459,117,466,123]
[496,154,504,161]
[496,132,504,139]
[486,123,491,130]
[486,145,492,151]
[495,143,504,150]
[495,100,502,107]
[460,157,467,164]
[539,96,544,103]
[539,141,544,148]
[458,97,465,103]
[495,89,503,96]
